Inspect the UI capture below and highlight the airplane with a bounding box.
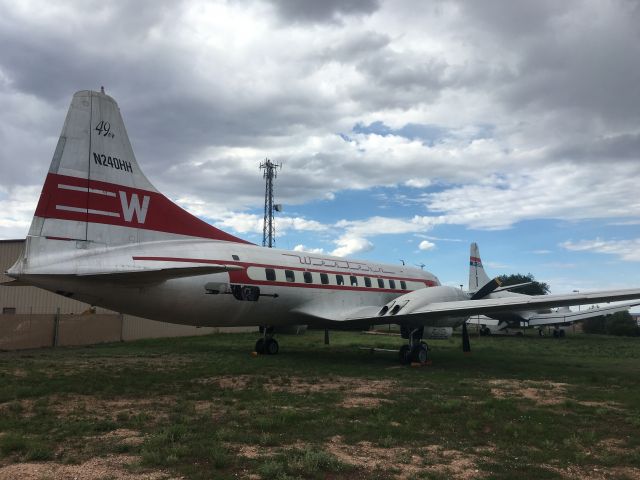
[5,89,640,365]
[467,243,640,337]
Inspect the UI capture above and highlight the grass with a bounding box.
[0,330,639,479]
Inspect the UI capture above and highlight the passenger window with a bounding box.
[377,278,384,288]
[320,273,329,285]
[400,280,407,290]
[285,270,295,282]
[303,271,313,284]
[350,275,358,286]
[265,268,276,281]
[364,277,371,288]
[389,279,396,289]
[232,255,240,261]
[336,275,344,286]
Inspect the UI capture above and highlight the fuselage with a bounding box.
[11,236,441,328]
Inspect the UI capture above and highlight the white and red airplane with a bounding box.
[6,90,640,364]
[467,243,640,336]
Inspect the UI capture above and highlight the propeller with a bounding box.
[470,277,503,300]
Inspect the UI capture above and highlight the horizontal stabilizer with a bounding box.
[0,279,32,287]
[14,264,244,288]
[77,264,244,284]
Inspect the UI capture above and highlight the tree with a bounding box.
[496,273,550,296]
[583,311,640,336]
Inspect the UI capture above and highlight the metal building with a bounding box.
[0,239,255,350]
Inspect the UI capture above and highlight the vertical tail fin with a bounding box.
[469,242,491,292]
[28,90,249,247]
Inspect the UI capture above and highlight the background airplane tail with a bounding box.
[27,89,248,247]
[469,242,491,292]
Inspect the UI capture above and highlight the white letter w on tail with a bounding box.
[119,191,150,224]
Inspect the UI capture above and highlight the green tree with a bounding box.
[496,273,550,296]
[583,311,640,336]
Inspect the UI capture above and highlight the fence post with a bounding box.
[53,307,60,347]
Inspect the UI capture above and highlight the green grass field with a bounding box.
[1,330,639,479]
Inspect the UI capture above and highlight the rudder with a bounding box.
[28,89,248,247]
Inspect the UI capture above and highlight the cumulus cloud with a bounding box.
[293,244,325,254]
[0,0,639,260]
[418,240,435,251]
[561,238,640,262]
[331,236,374,257]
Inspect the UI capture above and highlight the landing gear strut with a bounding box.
[399,326,429,365]
[255,326,279,355]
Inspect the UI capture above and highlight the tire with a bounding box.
[255,338,265,354]
[265,338,279,355]
[412,344,428,364]
[399,345,412,365]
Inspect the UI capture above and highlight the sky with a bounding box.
[0,0,639,298]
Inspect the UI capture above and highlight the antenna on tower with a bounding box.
[260,158,281,248]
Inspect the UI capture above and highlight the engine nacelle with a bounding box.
[378,285,468,317]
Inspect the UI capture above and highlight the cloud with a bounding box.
[0,185,40,239]
[424,163,640,229]
[267,0,380,24]
[331,236,374,257]
[0,0,639,268]
[561,238,640,262]
[418,240,435,251]
[293,244,325,254]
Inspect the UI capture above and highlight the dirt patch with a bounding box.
[98,428,144,447]
[232,441,309,460]
[197,375,398,396]
[0,454,180,480]
[197,375,252,390]
[547,464,640,480]
[325,435,482,480]
[264,376,397,395]
[339,396,392,408]
[577,400,625,411]
[49,394,174,422]
[487,379,569,405]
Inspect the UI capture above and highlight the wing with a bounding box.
[297,287,640,328]
[526,300,640,327]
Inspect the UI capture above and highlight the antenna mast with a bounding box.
[260,158,281,247]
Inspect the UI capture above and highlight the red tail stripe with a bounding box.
[470,256,482,263]
[35,173,251,244]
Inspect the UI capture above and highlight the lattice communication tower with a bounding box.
[260,158,281,247]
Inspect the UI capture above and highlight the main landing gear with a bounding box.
[399,326,429,365]
[255,326,279,355]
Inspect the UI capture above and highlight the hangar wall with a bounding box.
[0,239,256,350]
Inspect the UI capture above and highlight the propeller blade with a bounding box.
[470,277,502,300]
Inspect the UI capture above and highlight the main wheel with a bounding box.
[255,338,265,354]
[265,338,279,355]
[412,344,428,364]
[399,345,412,365]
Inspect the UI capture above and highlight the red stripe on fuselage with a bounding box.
[132,256,438,292]
[35,173,250,244]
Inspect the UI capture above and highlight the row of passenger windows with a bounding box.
[264,268,407,290]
